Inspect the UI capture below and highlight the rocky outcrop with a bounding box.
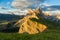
[14,8,47,34]
[56,15,60,19]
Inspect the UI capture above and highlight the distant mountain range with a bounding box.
[42,5,60,11]
[0,5,60,21]
[0,13,24,21]
[28,5,60,11]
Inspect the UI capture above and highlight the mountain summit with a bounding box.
[14,8,47,34]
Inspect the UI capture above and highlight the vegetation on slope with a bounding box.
[0,8,60,40]
[0,17,60,40]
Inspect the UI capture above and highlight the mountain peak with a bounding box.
[14,8,47,34]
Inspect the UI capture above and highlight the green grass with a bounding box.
[0,18,60,40]
[0,31,60,40]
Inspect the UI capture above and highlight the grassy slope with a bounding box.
[0,18,60,40]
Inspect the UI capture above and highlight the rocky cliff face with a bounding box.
[56,15,60,20]
[14,8,47,34]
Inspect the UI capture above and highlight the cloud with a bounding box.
[0,6,2,9]
[0,8,28,15]
[44,10,60,15]
[12,0,33,9]
[42,3,50,6]
[6,2,10,5]
[8,9,27,15]
[12,0,46,9]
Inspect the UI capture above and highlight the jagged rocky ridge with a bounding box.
[14,8,47,34]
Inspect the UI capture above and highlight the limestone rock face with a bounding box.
[18,19,46,34]
[56,15,60,19]
[14,8,47,34]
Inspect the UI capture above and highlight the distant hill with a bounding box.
[0,14,24,21]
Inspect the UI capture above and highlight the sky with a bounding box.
[0,0,13,9]
[0,0,60,15]
[0,0,60,9]
[45,0,60,5]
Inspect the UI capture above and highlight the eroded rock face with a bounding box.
[56,15,60,19]
[14,8,47,34]
[18,19,46,34]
